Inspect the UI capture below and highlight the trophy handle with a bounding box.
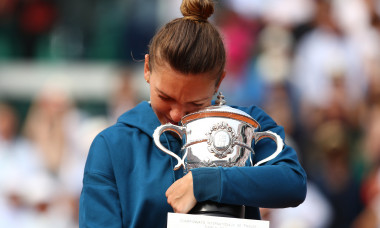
[253,131,284,166]
[153,123,187,170]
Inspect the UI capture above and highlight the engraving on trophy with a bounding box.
[207,122,237,159]
[213,131,230,150]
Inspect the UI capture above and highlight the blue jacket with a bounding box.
[79,101,307,227]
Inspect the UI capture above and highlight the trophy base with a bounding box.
[189,201,245,218]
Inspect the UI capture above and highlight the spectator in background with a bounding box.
[353,104,380,228]
[23,83,78,175]
[239,24,295,108]
[259,76,333,228]
[22,82,88,224]
[312,120,363,228]
[290,0,373,188]
[0,103,20,146]
[216,3,263,106]
[291,0,369,132]
[0,102,73,227]
[0,103,42,195]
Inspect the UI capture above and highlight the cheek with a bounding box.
[151,97,169,114]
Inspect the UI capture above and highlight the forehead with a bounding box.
[151,62,216,101]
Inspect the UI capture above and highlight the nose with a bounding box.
[169,105,187,123]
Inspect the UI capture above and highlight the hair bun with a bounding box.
[180,0,214,22]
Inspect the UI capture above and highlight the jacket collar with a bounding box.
[117,101,162,138]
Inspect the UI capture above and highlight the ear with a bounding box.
[215,71,226,92]
[144,54,151,83]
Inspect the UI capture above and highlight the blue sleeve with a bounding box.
[79,134,122,228]
[192,106,307,208]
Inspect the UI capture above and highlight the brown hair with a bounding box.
[148,0,225,84]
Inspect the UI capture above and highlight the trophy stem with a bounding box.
[189,201,245,218]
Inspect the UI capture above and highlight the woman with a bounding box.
[79,0,307,227]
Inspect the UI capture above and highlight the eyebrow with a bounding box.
[155,87,210,103]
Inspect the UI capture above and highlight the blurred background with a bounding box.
[0,0,380,227]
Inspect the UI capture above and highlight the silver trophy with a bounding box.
[153,92,284,218]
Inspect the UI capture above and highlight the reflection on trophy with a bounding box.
[153,92,284,218]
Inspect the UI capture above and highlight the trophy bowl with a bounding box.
[153,93,284,218]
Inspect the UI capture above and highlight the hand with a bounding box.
[165,171,197,213]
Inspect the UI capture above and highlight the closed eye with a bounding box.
[159,95,172,101]
[192,103,204,107]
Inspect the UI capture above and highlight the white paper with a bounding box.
[167,213,269,228]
